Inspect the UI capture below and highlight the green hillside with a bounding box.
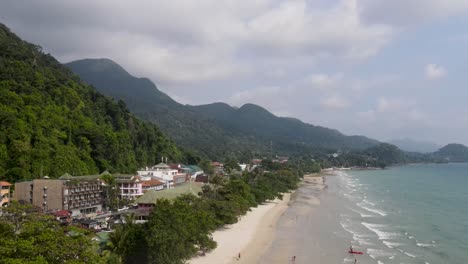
[432,144,468,162]
[0,24,182,182]
[66,59,380,160]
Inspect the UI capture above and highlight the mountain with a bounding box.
[364,143,408,166]
[432,144,468,162]
[389,138,440,153]
[66,58,380,160]
[0,24,183,182]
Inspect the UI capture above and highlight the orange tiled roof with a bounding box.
[0,181,12,187]
[142,179,164,187]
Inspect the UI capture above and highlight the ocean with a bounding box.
[260,163,468,264]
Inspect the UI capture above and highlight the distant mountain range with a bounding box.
[66,59,380,159]
[388,138,441,153]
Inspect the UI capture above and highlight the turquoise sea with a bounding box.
[260,163,468,264]
[341,163,468,264]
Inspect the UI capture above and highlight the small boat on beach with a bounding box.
[348,250,364,255]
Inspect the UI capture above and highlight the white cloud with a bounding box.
[425,64,447,80]
[320,96,350,110]
[303,73,343,89]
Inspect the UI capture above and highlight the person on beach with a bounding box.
[354,257,357,263]
[349,245,353,252]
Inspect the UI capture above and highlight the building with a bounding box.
[1,181,12,207]
[183,165,204,180]
[114,175,143,200]
[137,163,186,187]
[135,182,203,209]
[14,175,103,216]
[211,162,224,174]
[141,178,165,192]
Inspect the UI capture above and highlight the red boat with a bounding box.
[348,250,364,255]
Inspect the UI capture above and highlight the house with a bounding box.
[1,181,12,207]
[52,210,72,225]
[14,174,104,217]
[141,179,165,192]
[183,165,204,180]
[211,162,224,174]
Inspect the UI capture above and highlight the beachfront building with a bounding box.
[14,175,104,216]
[1,181,12,207]
[141,178,165,192]
[114,175,143,200]
[183,165,204,180]
[137,163,187,188]
[135,182,203,209]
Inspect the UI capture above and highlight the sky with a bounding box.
[1,0,468,145]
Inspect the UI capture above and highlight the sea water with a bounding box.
[340,163,468,264]
[260,163,468,264]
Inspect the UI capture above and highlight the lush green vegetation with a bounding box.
[66,59,380,161]
[106,162,301,264]
[0,24,184,182]
[0,202,106,264]
[432,143,468,162]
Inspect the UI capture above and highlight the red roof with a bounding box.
[53,210,71,217]
[211,162,223,166]
[142,179,164,187]
[0,181,12,187]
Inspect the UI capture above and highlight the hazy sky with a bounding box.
[1,0,467,145]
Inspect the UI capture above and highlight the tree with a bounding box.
[0,202,105,264]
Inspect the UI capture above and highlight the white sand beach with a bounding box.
[189,193,291,264]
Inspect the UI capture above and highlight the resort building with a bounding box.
[14,175,104,216]
[141,178,165,192]
[137,163,187,187]
[1,181,12,207]
[114,175,143,200]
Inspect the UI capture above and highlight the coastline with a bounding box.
[189,173,327,264]
[189,193,292,264]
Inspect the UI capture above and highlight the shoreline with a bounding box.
[189,173,328,264]
[189,193,292,264]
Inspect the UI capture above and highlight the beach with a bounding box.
[189,174,326,264]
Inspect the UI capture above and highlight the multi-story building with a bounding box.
[14,175,103,216]
[1,181,12,207]
[137,163,186,187]
[114,175,143,200]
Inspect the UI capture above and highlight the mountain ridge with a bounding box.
[66,58,381,159]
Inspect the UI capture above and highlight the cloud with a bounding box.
[303,73,343,89]
[320,96,350,110]
[0,0,393,87]
[425,64,447,80]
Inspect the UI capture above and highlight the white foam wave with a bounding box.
[367,248,394,259]
[383,240,404,249]
[417,243,435,248]
[361,222,399,240]
[357,203,387,216]
[378,261,385,264]
[397,248,416,258]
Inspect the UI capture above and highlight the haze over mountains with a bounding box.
[66,58,380,159]
[388,138,441,153]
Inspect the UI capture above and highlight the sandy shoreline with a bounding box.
[189,193,291,264]
[189,173,326,264]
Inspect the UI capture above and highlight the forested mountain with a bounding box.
[432,144,468,162]
[0,24,183,182]
[67,59,380,159]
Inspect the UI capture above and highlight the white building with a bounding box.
[137,163,186,188]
